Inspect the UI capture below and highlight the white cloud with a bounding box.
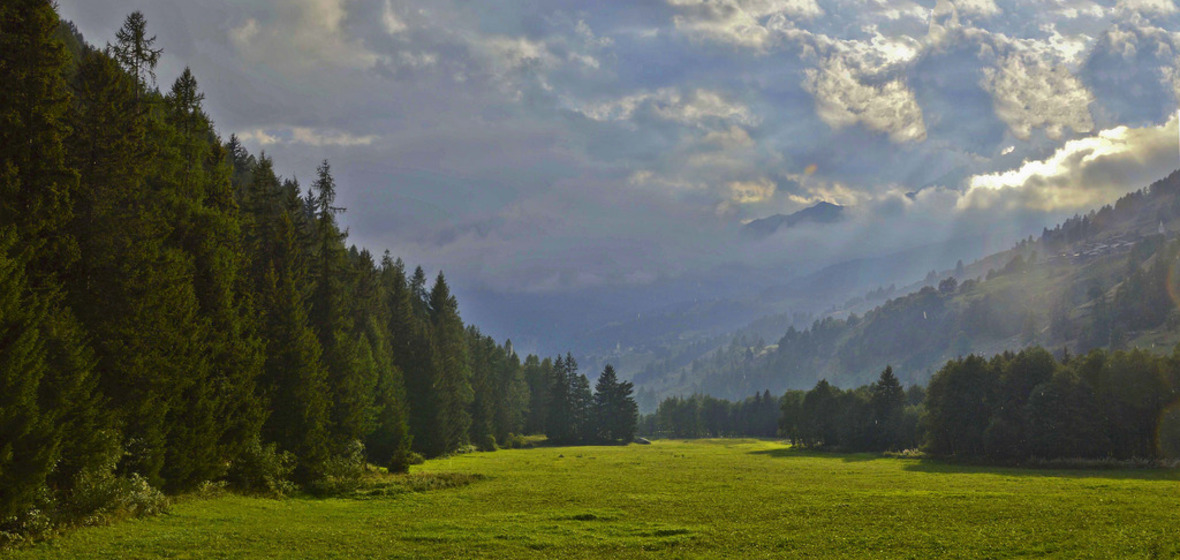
[668,0,823,50]
[803,57,927,142]
[382,0,407,35]
[238,126,379,147]
[571,88,757,128]
[230,0,379,71]
[961,114,1179,211]
[1115,0,1178,16]
[981,53,1094,140]
[481,36,561,75]
[728,177,777,203]
[955,0,1001,18]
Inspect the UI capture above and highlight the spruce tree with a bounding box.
[523,355,551,435]
[307,161,373,447]
[257,212,331,482]
[493,341,529,444]
[593,365,637,443]
[0,1,115,518]
[466,329,498,450]
[430,272,473,453]
[546,355,573,443]
[0,230,56,519]
[66,46,208,489]
[868,366,905,450]
[110,11,161,100]
[0,0,79,280]
[374,254,417,466]
[569,365,593,443]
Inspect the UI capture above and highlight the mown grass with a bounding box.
[6,439,1179,559]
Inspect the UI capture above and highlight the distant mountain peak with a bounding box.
[742,202,845,239]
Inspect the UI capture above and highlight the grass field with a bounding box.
[6,439,1180,559]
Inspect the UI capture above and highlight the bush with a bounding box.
[225,437,296,497]
[500,433,530,449]
[57,442,168,525]
[1,468,171,549]
[388,448,424,474]
[473,433,497,452]
[308,440,367,496]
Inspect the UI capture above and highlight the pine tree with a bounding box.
[0,229,56,519]
[593,365,637,443]
[0,1,115,519]
[0,0,79,281]
[66,46,209,489]
[523,355,551,435]
[110,11,161,101]
[257,212,331,482]
[546,355,573,443]
[307,161,373,447]
[567,355,592,443]
[375,254,417,467]
[592,365,620,442]
[467,329,498,450]
[867,366,905,450]
[492,341,529,444]
[430,272,473,453]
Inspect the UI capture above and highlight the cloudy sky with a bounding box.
[56,0,1180,345]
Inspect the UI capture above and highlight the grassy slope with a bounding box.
[7,440,1179,559]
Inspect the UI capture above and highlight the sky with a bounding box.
[56,0,1180,349]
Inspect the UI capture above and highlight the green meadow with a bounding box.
[7,440,1179,559]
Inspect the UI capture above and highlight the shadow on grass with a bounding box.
[749,447,881,463]
[749,447,1180,480]
[898,460,1180,481]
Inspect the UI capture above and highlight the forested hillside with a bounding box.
[636,170,1180,399]
[0,3,635,543]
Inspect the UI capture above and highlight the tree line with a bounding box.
[640,391,780,439]
[0,4,636,540]
[645,348,1180,461]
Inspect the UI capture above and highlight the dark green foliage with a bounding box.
[0,0,79,279]
[0,230,57,520]
[523,355,552,435]
[109,11,160,97]
[225,437,295,497]
[647,390,778,439]
[925,355,996,456]
[593,366,638,443]
[256,212,331,483]
[429,273,473,453]
[924,348,1180,461]
[2,4,548,542]
[867,366,906,450]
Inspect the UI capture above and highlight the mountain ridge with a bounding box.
[742,201,845,239]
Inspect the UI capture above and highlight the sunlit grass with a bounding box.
[8,439,1179,559]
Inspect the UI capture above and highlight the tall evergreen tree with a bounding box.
[307,161,374,447]
[867,366,905,450]
[567,354,593,442]
[0,0,79,280]
[66,46,210,489]
[374,254,418,467]
[593,365,638,443]
[523,355,551,435]
[430,272,473,453]
[546,355,573,443]
[109,11,161,100]
[493,340,529,444]
[0,1,114,521]
[466,329,498,450]
[257,212,331,482]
